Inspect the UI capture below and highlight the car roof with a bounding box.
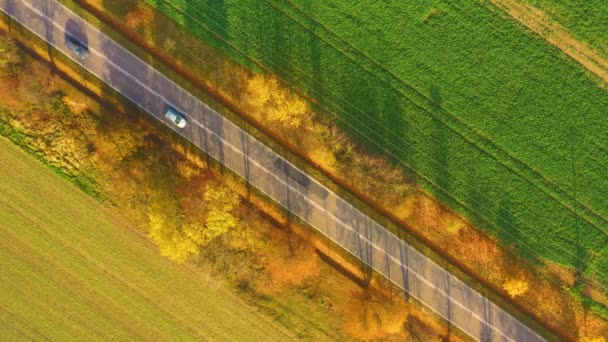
[166,106,183,116]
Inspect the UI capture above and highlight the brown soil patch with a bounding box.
[490,0,608,87]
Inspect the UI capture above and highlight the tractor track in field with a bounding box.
[488,0,608,88]
[268,0,608,239]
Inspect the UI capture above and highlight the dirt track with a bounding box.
[490,0,608,88]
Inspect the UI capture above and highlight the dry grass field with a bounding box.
[0,137,292,341]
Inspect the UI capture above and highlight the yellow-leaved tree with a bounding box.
[148,183,241,263]
[245,74,309,128]
[148,211,198,263]
[184,184,240,245]
[503,278,529,298]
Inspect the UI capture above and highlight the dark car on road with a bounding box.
[65,34,89,59]
[273,158,310,187]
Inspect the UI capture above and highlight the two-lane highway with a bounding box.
[0,0,547,340]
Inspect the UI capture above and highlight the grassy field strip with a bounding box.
[269,0,608,236]
[590,144,608,175]
[0,303,43,340]
[0,200,196,339]
[0,137,292,341]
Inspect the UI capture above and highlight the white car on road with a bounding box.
[164,106,187,128]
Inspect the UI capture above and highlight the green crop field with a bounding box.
[142,0,608,289]
[0,137,290,341]
[524,0,608,57]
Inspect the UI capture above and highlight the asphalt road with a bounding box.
[0,0,547,341]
